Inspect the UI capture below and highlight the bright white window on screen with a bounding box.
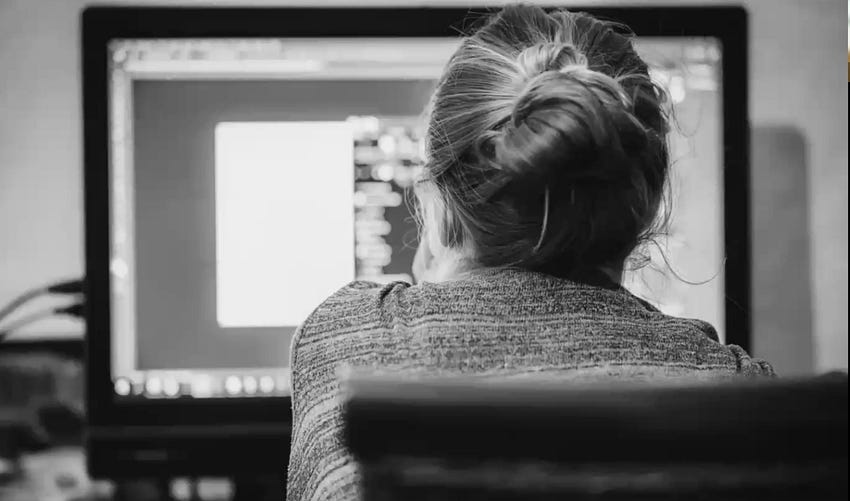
[215,122,355,328]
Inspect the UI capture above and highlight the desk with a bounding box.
[0,447,109,501]
[1,447,253,501]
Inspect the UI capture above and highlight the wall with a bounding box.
[0,0,846,373]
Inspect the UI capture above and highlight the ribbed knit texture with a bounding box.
[286,268,774,501]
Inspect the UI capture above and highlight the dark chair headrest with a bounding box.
[344,373,848,464]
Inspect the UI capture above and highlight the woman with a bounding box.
[287,5,774,500]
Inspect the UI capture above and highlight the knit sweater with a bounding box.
[286,267,774,501]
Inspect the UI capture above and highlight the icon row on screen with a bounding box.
[113,371,290,399]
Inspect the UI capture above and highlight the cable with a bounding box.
[0,278,84,325]
[55,303,85,318]
[0,302,85,343]
[0,286,47,324]
[46,279,84,295]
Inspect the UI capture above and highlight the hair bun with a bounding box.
[490,56,649,188]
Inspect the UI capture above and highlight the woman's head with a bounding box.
[417,4,670,280]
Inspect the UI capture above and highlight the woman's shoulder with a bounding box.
[649,314,776,377]
[289,276,777,378]
[630,308,775,377]
[302,279,412,328]
[290,280,412,359]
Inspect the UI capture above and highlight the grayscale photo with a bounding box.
[0,1,847,500]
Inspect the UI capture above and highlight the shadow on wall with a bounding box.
[751,126,814,376]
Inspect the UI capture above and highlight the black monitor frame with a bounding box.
[82,5,749,477]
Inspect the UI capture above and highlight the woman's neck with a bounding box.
[600,264,624,285]
[442,262,625,288]
[423,246,626,287]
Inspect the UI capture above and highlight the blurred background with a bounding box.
[0,1,847,500]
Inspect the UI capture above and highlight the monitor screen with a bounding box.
[107,36,724,401]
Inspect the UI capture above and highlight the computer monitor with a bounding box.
[82,6,749,477]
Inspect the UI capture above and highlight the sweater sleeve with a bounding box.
[728,344,777,377]
[287,280,396,501]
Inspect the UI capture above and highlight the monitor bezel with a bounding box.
[82,4,749,475]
